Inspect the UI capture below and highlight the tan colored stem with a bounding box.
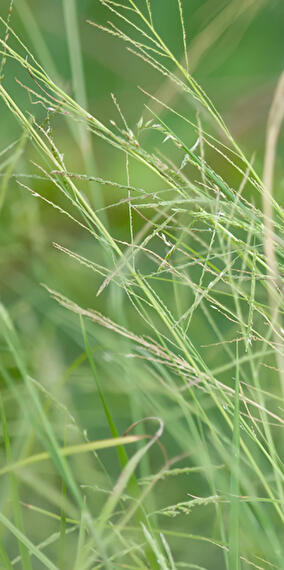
[262,71,284,395]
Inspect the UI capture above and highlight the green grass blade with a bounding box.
[228,342,240,570]
[0,511,58,570]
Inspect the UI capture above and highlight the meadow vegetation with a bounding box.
[0,1,283,568]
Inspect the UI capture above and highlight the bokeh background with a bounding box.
[1,0,283,371]
[0,1,283,567]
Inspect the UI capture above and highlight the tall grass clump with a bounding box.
[0,1,283,569]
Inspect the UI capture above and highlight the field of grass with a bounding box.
[0,1,283,569]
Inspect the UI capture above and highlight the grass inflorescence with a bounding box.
[0,1,283,568]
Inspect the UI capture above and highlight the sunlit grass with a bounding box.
[0,1,283,568]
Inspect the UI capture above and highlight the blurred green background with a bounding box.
[0,1,283,567]
[1,0,283,353]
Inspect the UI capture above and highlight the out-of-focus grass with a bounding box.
[0,1,283,568]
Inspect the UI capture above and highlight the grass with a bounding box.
[0,0,283,568]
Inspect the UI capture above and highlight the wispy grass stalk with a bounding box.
[0,1,283,568]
